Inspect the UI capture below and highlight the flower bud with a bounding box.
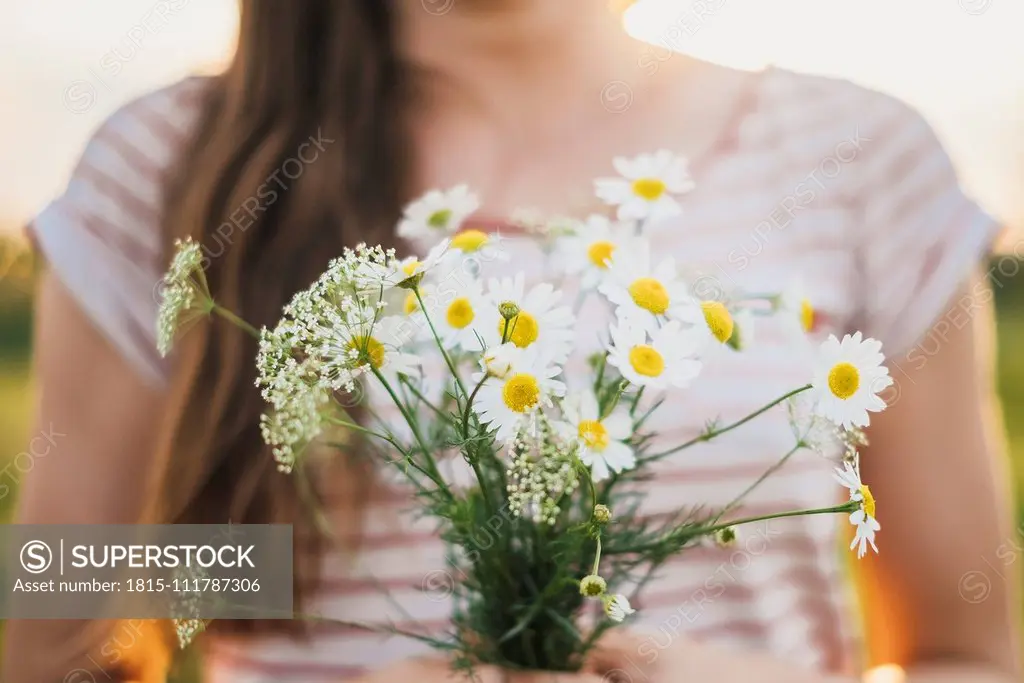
[579,574,607,599]
[593,504,612,525]
[498,301,521,321]
[713,526,739,548]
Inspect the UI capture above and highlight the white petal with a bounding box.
[602,412,633,440]
[602,441,637,473]
[586,452,612,481]
[580,391,600,422]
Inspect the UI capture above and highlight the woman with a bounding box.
[4,1,1019,681]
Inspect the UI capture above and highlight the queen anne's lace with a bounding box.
[156,238,205,357]
[254,244,406,471]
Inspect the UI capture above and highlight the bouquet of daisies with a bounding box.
[157,150,891,672]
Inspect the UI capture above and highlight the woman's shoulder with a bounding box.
[79,75,212,182]
[29,76,213,386]
[740,66,957,200]
[749,67,1000,354]
[745,65,937,171]
[756,66,919,130]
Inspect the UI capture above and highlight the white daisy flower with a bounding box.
[510,211,581,251]
[557,215,640,290]
[674,297,756,351]
[599,242,697,334]
[397,185,479,240]
[322,315,422,387]
[472,346,566,443]
[398,238,451,280]
[358,239,450,294]
[478,273,576,363]
[480,342,520,379]
[559,391,635,481]
[442,229,513,275]
[594,150,694,223]
[834,461,880,558]
[606,319,703,390]
[603,594,636,622]
[385,239,453,326]
[419,277,489,352]
[810,333,892,429]
[779,277,816,335]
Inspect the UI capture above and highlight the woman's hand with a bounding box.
[359,656,614,683]
[585,631,853,682]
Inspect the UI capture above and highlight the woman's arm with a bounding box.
[1,273,170,683]
[859,274,1020,682]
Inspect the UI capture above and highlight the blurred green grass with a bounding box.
[0,236,1020,680]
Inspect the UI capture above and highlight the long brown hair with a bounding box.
[148,1,411,635]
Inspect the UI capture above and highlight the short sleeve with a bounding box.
[27,79,205,386]
[852,94,1002,355]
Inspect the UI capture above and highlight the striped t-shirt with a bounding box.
[30,67,999,682]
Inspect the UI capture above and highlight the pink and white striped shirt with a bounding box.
[30,66,999,681]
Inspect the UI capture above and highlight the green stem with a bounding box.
[629,386,646,418]
[720,441,802,517]
[294,459,335,538]
[644,384,811,462]
[461,376,488,433]
[696,501,858,537]
[369,367,450,497]
[461,376,496,514]
[324,415,399,448]
[580,461,603,576]
[606,501,858,556]
[593,353,607,394]
[322,412,442,494]
[600,381,628,420]
[211,304,260,339]
[413,289,468,400]
[398,375,452,424]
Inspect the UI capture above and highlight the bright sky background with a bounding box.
[2,0,1022,234]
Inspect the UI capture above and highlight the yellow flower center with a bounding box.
[497,311,539,348]
[827,362,860,400]
[402,260,422,276]
[587,241,616,269]
[628,344,665,377]
[631,177,666,201]
[427,208,452,229]
[451,229,488,252]
[502,373,541,413]
[347,335,385,369]
[403,292,420,315]
[446,297,475,329]
[578,420,610,451]
[701,301,735,344]
[859,484,876,518]
[800,299,815,332]
[628,277,669,314]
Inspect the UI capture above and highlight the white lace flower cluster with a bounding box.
[254,243,440,471]
[156,237,207,357]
